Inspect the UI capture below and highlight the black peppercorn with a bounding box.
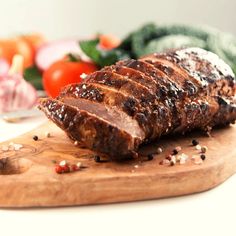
[172,149,178,155]
[94,155,101,163]
[147,154,154,161]
[192,139,199,146]
[33,135,38,141]
[200,154,206,161]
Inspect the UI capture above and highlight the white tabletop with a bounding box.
[0,116,236,236]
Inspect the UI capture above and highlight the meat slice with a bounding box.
[39,98,144,158]
[114,60,185,131]
[59,81,171,139]
[118,59,183,98]
[146,48,235,97]
[58,82,154,134]
[39,48,236,159]
[141,48,236,133]
[141,57,202,96]
[101,64,159,92]
[86,71,157,100]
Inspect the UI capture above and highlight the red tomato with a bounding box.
[43,60,97,98]
[99,34,121,50]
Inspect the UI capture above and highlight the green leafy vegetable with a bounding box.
[23,66,43,90]
[79,23,236,74]
[143,35,206,55]
[79,39,130,67]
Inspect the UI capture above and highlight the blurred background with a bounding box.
[0,0,236,115]
[0,0,235,39]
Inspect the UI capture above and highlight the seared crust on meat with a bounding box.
[39,47,236,159]
[39,98,143,158]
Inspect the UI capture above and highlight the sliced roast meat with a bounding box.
[141,56,202,96]
[149,48,235,96]
[59,82,153,134]
[39,98,144,158]
[118,59,183,98]
[59,82,171,138]
[39,47,236,160]
[102,64,159,92]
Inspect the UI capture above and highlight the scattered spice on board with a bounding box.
[201,146,208,153]
[159,140,208,167]
[1,142,23,152]
[200,154,206,161]
[55,160,83,174]
[172,149,178,155]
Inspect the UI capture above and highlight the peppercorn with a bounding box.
[55,165,63,174]
[94,155,101,162]
[147,154,154,161]
[33,135,38,141]
[195,144,202,150]
[200,154,206,161]
[192,139,199,146]
[172,149,178,155]
[201,146,208,153]
[59,160,67,167]
[62,165,70,173]
[71,164,79,172]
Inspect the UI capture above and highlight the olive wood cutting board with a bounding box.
[0,121,236,208]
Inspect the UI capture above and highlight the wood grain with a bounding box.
[0,121,235,208]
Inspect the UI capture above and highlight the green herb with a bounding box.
[79,39,130,67]
[24,66,43,90]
